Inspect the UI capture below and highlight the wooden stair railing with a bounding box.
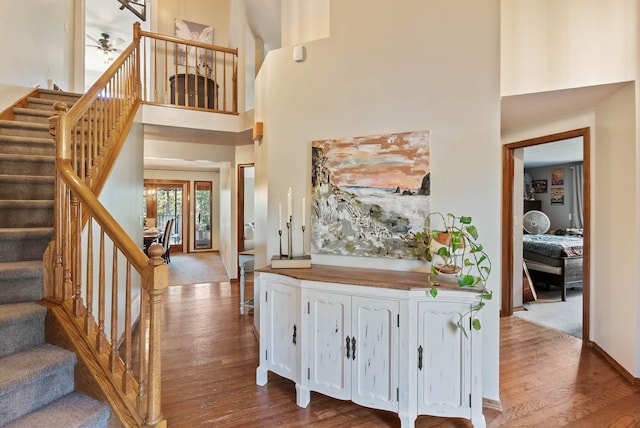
[46,23,167,428]
[45,22,240,427]
[138,27,239,115]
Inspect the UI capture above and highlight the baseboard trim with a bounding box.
[483,397,502,412]
[590,342,640,386]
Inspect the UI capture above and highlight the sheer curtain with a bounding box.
[571,165,584,228]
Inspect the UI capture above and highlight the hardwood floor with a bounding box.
[159,280,640,427]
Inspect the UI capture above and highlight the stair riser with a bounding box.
[0,127,51,139]
[0,182,54,200]
[0,277,43,305]
[0,206,54,228]
[0,366,75,426]
[0,159,54,176]
[0,140,54,156]
[0,238,50,263]
[0,311,45,358]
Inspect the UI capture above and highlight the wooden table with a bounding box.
[143,230,163,253]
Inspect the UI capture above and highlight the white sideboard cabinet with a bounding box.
[255,265,486,428]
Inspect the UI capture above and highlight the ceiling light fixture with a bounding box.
[117,0,146,21]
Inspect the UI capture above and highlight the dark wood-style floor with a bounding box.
[160,280,640,427]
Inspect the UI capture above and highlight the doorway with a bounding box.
[194,181,213,250]
[144,179,190,254]
[237,164,255,252]
[501,128,591,342]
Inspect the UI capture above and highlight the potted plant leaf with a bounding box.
[413,212,492,334]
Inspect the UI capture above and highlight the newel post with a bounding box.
[144,244,168,428]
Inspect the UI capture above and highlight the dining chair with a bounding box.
[161,218,174,264]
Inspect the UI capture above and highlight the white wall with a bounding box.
[255,0,501,400]
[86,113,145,342]
[0,0,75,110]
[501,0,637,96]
[594,83,638,375]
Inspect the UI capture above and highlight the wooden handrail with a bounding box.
[46,22,168,427]
[138,29,238,55]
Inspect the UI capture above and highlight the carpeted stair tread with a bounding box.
[0,174,54,183]
[0,227,53,239]
[26,97,72,112]
[38,89,84,103]
[0,175,54,200]
[0,228,53,263]
[0,344,76,425]
[4,392,110,428]
[0,120,49,132]
[0,303,46,357]
[0,343,75,390]
[0,153,55,163]
[0,260,43,280]
[0,200,54,228]
[0,261,43,304]
[11,108,54,125]
[0,135,54,156]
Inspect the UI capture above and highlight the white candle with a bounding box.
[278,202,282,231]
[287,187,292,219]
[302,197,306,227]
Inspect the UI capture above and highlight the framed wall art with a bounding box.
[550,187,565,205]
[532,179,547,193]
[551,168,565,185]
[174,18,214,70]
[311,131,430,259]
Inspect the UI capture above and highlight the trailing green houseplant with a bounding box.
[413,212,492,334]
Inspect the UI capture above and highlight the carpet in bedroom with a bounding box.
[168,252,230,286]
[514,287,583,339]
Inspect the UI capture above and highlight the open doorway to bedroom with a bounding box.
[501,128,591,342]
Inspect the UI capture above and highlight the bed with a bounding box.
[523,233,583,301]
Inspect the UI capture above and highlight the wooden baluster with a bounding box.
[73,195,84,317]
[162,39,167,104]
[97,229,108,353]
[233,55,238,113]
[85,218,95,335]
[223,52,227,112]
[123,261,134,394]
[213,51,218,110]
[137,287,147,417]
[62,182,73,301]
[86,105,94,189]
[110,244,120,372]
[174,42,179,105]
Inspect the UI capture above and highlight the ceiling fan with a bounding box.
[86,33,125,63]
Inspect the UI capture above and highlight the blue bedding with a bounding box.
[523,234,583,258]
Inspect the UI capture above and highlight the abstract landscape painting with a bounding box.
[311,131,430,259]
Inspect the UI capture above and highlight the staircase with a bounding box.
[0,89,110,427]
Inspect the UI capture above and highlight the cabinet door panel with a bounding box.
[351,297,398,412]
[308,291,351,400]
[417,301,471,418]
[266,282,298,380]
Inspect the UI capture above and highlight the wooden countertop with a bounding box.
[257,264,481,293]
